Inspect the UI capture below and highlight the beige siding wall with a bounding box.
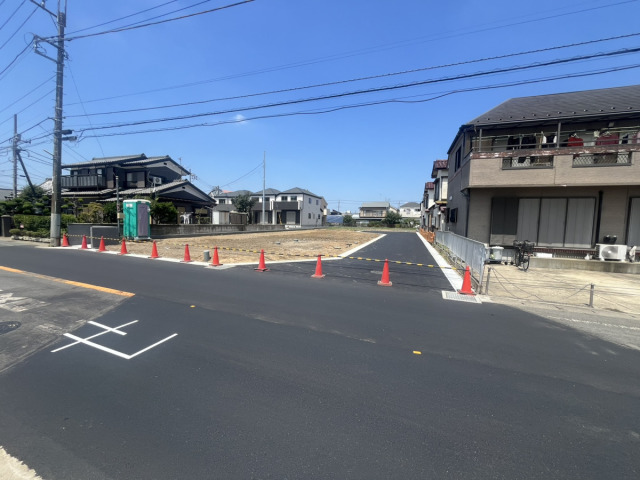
[465,186,640,245]
[467,151,640,188]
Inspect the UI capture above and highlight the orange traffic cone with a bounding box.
[458,266,475,295]
[81,235,88,250]
[311,255,325,278]
[119,239,128,255]
[377,259,392,286]
[150,241,159,259]
[211,246,222,266]
[98,236,106,252]
[255,249,269,272]
[181,244,192,262]
[62,233,70,247]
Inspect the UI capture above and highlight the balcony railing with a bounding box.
[61,174,106,189]
[573,152,631,167]
[502,156,554,169]
[473,127,640,153]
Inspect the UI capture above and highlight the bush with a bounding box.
[9,228,20,236]
[13,214,50,231]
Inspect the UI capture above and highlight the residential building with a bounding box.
[446,84,640,251]
[398,202,421,220]
[59,154,213,220]
[210,187,327,227]
[357,202,391,225]
[421,182,435,228]
[425,160,448,232]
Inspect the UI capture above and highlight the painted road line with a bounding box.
[62,333,131,359]
[88,320,129,335]
[128,334,179,359]
[416,232,462,291]
[0,265,134,297]
[59,330,178,359]
[51,320,139,353]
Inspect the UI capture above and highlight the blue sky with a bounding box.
[1,0,640,213]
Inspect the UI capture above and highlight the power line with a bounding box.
[69,46,640,133]
[0,5,37,49]
[77,63,640,139]
[64,0,180,36]
[62,32,640,119]
[60,0,255,42]
[0,0,26,34]
[0,74,54,116]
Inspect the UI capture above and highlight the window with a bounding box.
[308,213,311,219]
[218,199,226,204]
[309,198,312,204]
[290,196,297,201]
[449,208,458,223]
[317,214,321,219]
[454,147,461,172]
[281,196,287,201]
[316,199,319,205]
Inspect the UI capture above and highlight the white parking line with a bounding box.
[51,320,138,352]
[52,320,177,359]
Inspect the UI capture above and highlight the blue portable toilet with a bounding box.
[123,199,151,240]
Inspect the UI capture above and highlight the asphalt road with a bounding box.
[0,234,639,479]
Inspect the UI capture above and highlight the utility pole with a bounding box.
[12,115,18,198]
[33,0,67,246]
[262,152,266,225]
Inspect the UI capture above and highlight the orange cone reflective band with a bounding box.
[458,266,475,295]
[255,249,269,272]
[98,236,106,252]
[311,255,325,278]
[81,235,88,250]
[119,239,128,255]
[211,246,222,266]
[62,234,70,247]
[377,259,392,286]
[182,244,192,262]
[150,241,159,259]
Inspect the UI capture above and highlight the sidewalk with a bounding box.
[481,262,640,316]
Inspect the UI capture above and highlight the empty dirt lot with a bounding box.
[120,228,382,263]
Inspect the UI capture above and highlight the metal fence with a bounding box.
[436,231,487,286]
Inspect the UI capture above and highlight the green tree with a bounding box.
[150,200,178,224]
[232,194,256,224]
[381,210,402,227]
[343,214,356,227]
[102,202,117,223]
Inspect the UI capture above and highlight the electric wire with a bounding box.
[60,0,255,42]
[68,47,640,133]
[0,0,26,34]
[65,31,640,108]
[0,5,37,50]
[0,74,54,116]
[76,62,640,139]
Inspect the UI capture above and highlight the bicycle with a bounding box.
[513,240,535,271]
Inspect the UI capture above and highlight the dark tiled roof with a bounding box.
[62,154,146,168]
[433,160,448,169]
[280,187,320,197]
[468,84,640,126]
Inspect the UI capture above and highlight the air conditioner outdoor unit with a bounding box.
[152,177,162,185]
[597,244,627,261]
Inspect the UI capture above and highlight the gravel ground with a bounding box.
[119,229,381,263]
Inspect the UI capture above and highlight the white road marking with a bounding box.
[52,320,177,359]
[51,320,138,353]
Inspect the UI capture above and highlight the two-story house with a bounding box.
[399,202,421,221]
[425,160,448,232]
[358,202,398,225]
[210,187,327,227]
[60,154,213,219]
[446,84,640,252]
[421,182,435,229]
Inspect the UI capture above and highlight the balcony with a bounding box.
[502,156,554,169]
[61,174,107,189]
[573,152,631,167]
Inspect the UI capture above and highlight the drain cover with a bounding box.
[442,291,482,303]
[0,321,21,335]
